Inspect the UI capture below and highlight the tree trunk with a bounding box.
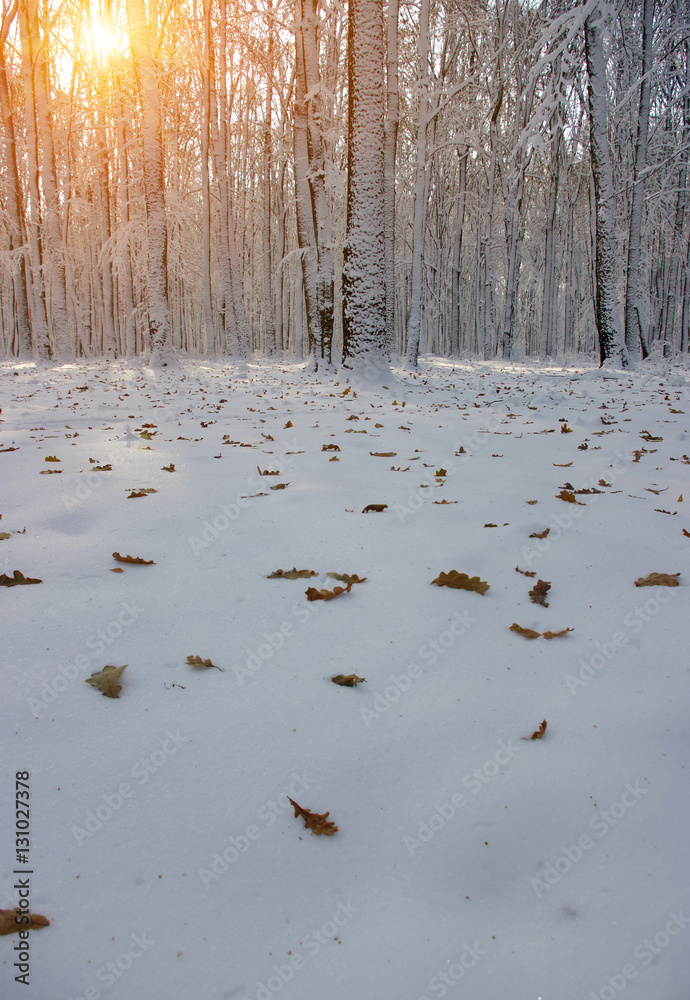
[262,0,276,355]
[585,3,628,367]
[293,0,321,356]
[624,0,654,362]
[126,0,174,365]
[341,0,389,376]
[299,0,334,367]
[0,9,32,356]
[19,0,71,360]
[405,0,430,368]
[200,0,216,357]
[383,0,399,359]
[449,145,467,357]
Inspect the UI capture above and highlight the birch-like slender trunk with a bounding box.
[19,0,70,360]
[585,3,628,367]
[661,94,688,354]
[299,0,334,366]
[449,146,467,357]
[262,0,276,355]
[200,0,216,357]
[405,0,430,368]
[624,0,654,362]
[126,0,174,364]
[0,9,31,356]
[293,0,321,356]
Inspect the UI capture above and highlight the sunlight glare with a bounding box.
[88,18,121,58]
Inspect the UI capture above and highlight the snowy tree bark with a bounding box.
[0,5,31,356]
[624,0,654,362]
[19,0,71,360]
[341,0,389,375]
[584,3,628,367]
[383,0,399,358]
[262,0,276,356]
[199,0,216,358]
[405,0,430,368]
[296,0,335,367]
[126,0,174,365]
[293,13,321,359]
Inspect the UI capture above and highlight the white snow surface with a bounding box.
[1,355,688,1000]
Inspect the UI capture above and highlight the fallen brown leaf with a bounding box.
[523,719,547,740]
[556,490,585,504]
[187,655,223,671]
[268,568,317,579]
[332,674,366,687]
[515,566,537,577]
[113,552,155,565]
[370,451,396,457]
[362,504,387,512]
[529,528,550,539]
[85,665,127,698]
[288,798,338,835]
[0,909,50,935]
[529,579,551,606]
[634,572,680,587]
[0,570,42,587]
[431,571,489,595]
[306,584,352,602]
[509,623,541,639]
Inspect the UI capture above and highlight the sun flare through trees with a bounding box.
[0,0,687,366]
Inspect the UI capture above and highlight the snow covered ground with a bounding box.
[1,355,688,1000]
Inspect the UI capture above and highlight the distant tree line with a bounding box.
[0,0,687,368]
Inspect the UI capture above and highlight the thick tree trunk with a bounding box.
[585,4,628,367]
[341,0,389,376]
[383,0,399,359]
[126,0,174,365]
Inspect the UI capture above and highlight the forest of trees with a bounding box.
[0,0,688,368]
